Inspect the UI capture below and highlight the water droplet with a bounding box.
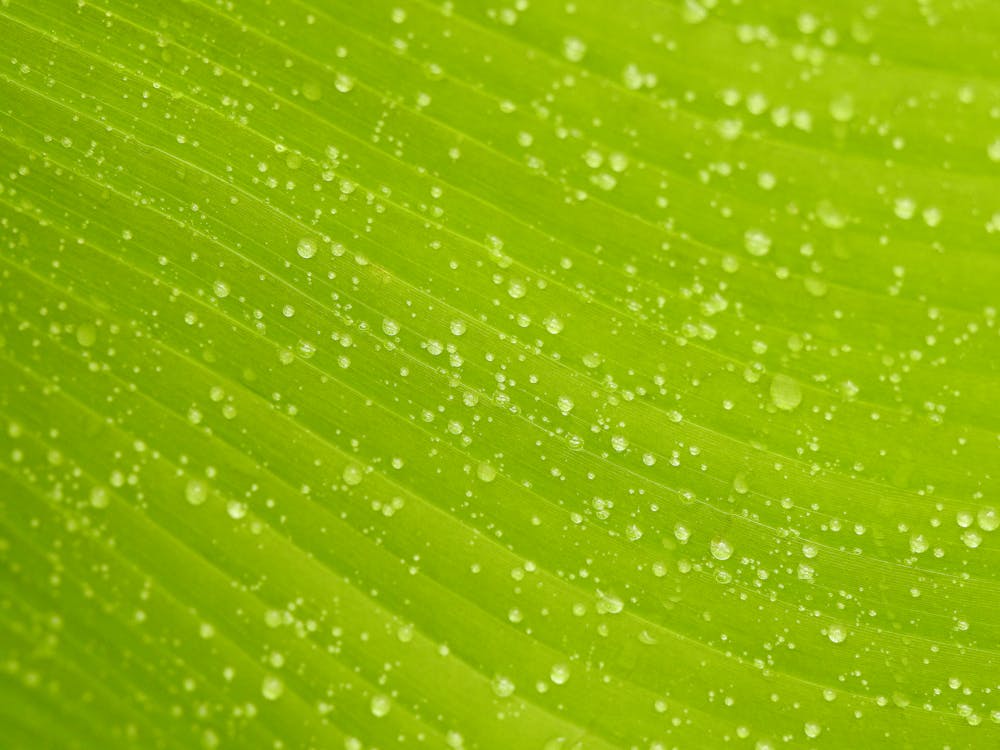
[962,530,982,549]
[491,675,516,697]
[910,533,929,554]
[596,590,624,614]
[76,324,96,348]
[343,463,364,486]
[370,694,391,717]
[334,73,355,93]
[382,318,400,336]
[827,623,847,643]
[302,81,322,102]
[562,36,587,62]
[477,462,497,483]
[557,395,574,415]
[744,229,772,257]
[770,374,802,411]
[977,507,998,532]
[710,537,733,561]
[549,663,570,685]
[261,675,284,700]
[89,486,109,509]
[185,478,207,506]
[829,94,854,122]
[297,237,317,259]
[894,196,917,220]
[622,63,645,90]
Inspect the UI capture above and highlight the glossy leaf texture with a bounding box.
[1,1,999,748]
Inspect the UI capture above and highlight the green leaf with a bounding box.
[2,0,999,748]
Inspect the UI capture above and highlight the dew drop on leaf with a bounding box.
[596,590,624,614]
[550,663,570,685]
[770,374,802,411]
[562,36,587,62]
[744,228,772,257]
[477,462,497,483]
[827,623,847,643]
[343,464,364,486]
[491,675,516,697]
[710,537,733,561]
[76,324,97,348]
[297,237,317,259]
[370,694,391,717]
[185,478,207,506]
[334,73,355,93]
[977,507,998,532]
[89,486,109,509]
[261,675,284,700]
[302,81,322,102]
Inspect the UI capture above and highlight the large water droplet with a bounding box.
[491,675,516,697]
[297,237,317,259]
[744,229,772,257]
[370,694,391,717]
[770,374,802,411]
[827,623,847,643]
[261,675,284,700]
[550,663,570,685]
[710,537,733,561]
[185,478,207,506]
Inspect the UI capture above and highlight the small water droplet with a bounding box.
[596,590,624,614]
[185,478,207,506]
[827,623,847,643]
[549,663,570,685]
[977,507,998,532]
[89,486,109,509]
[302,81,322,102]
[770,374,802,411]
[334,73,355,93]
[491,675,516,697]
[562,36,587,62]
[370,694,391,717]
[76,324,97,348]
[261,675,284,700]
[710,537,733,561]
[297,238,317,259]
[744,228,772,256]
[343,464,364,486]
